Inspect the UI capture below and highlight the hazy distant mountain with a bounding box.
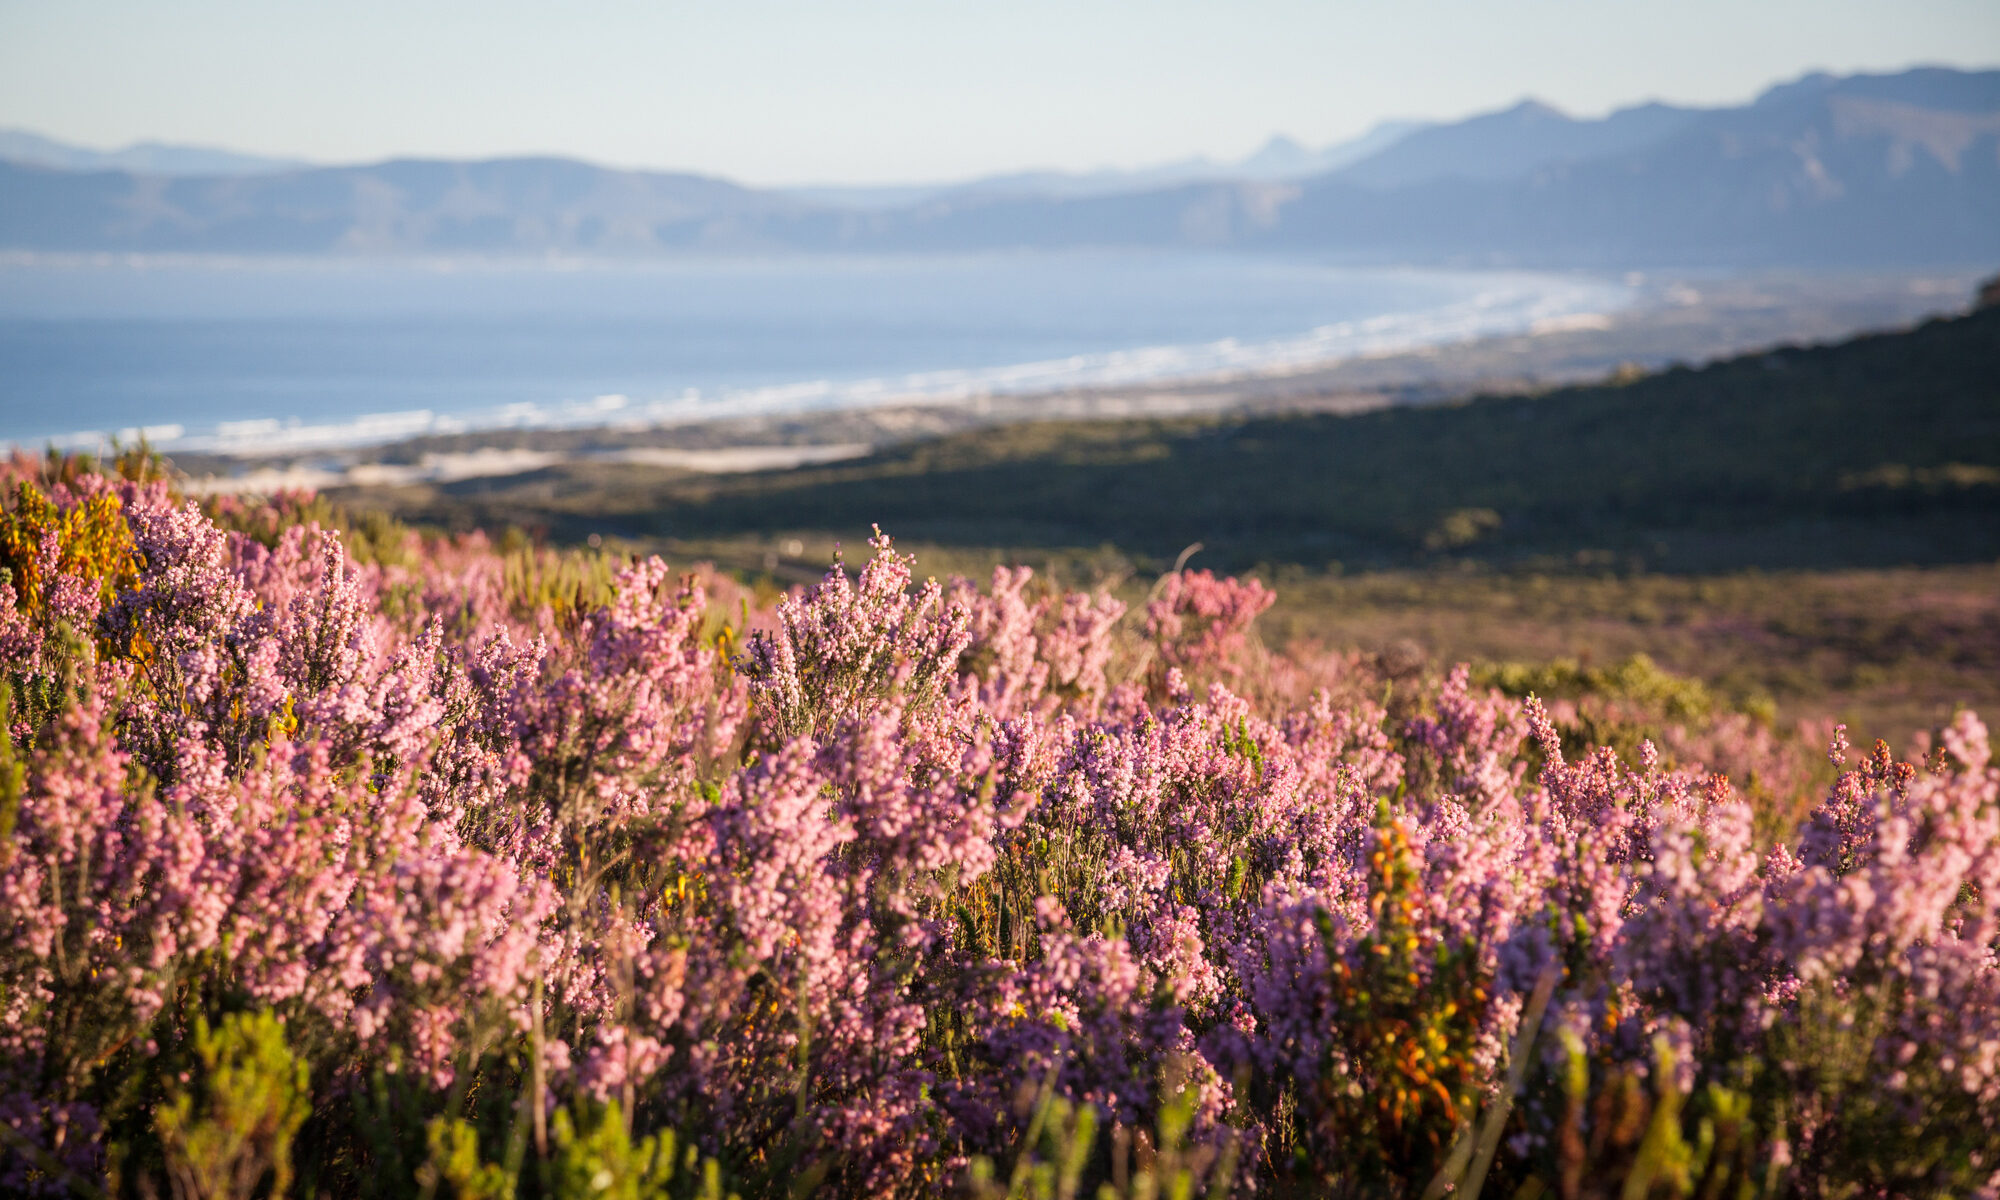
[0,156,827,254]
[783,120,1432,209]
[1331,100,1702,187]
[1236,122,1432,177]
[2,68,1995,267]
[0,129,306,176]
[1749,67,2000,114]
[847,68,2000,267]
[1262,66,2000,266]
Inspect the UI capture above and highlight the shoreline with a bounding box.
[124,267,1987,493]
[12,261,1630,457]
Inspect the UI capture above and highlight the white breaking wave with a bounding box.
[27,271,1630,458]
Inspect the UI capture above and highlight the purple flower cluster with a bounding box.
[1,467,1995,1197]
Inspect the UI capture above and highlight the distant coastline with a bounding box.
[148,266,1984,494]
[1,256,1627,455]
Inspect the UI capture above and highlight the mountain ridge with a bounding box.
[3,67,1995,267]
[0,128,308,176]
[779,119,1433,210]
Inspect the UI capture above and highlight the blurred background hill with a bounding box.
[312,286,2000,741]
[326,291,2000,573]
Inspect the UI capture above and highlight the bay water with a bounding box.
[0,252,1630,454]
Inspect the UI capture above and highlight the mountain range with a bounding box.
[3,67,1996,268]
[781,120,1432,208]
[0,128,307,176]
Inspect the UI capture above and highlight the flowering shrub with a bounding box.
[0,457,1995,1199]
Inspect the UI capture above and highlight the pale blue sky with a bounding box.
[2,0,1995,185]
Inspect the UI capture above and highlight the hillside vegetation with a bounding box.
[352,303,2000,574]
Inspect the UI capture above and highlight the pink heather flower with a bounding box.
[1144,567,1274,678]
[741,527,973,739]
[6,471,1997,1192]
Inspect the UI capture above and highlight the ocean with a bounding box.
[0,252,1631,454]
